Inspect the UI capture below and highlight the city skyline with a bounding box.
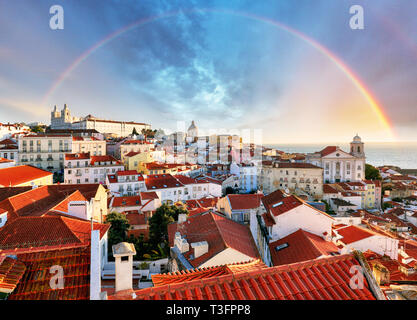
[0,0,416,143]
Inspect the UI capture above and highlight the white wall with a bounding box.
[271,205,333,240]
[340,235,398,260]
[198,247,254,268]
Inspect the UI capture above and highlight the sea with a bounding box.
[265,142,417,169]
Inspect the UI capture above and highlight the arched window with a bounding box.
[357,146,360,153]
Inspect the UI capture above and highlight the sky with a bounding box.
[0,0,416,144]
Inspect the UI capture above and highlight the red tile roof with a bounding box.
[0,165,52,187]
[319,146,338,157]
[168,212,259,268]
[151,259,267,287]
[274,162,322,169]
[262,190,303,217]
[145,174,183,189]
[323,184,339,194]
[65,153,90,160]
[173,175,197,185]
[129,254,376,300]
[336,225,377,244]
[0,139,17,145]
[111,196,142,207]
[90,155,121,165]
[0,157,13,163]
[197,197,219,208]
[8,246,91,300]
[51,190,87,213]
[269,229,339,266]
[0,216,109,251]
[0,257,26,293]
[227,194,263,210]
[140,191,159,200]
[126,212,147,225]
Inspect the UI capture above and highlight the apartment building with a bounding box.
[64,153,124,184]
[106,170,147,196]
[71,136,106,156]
[260,162,323,198]
[18,134,72,173]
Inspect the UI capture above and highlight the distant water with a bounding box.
[265,142,417,169]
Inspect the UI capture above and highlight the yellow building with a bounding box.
[123,151,153,171]
[0,165,53,187]
[260,162,323,198]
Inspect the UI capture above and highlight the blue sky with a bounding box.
[0,0,416,143]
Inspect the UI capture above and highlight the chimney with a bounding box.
[112,242,136,293]
[178,213,187,224]
[90,230,101,300]
[174,232,189,253]
[191,241,209,258]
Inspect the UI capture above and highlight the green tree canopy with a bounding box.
[105,211,130,248]
[149,204,187,246]
[365,164,382,180]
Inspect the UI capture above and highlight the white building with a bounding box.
[0,123,30,140]
[18,134,73,173]
[64,153,124,184]
[51,104,151,137]
[0,138,18,161]
[230,162,258,193]
[306,135,366,183]
[71,136,107,156]
[333,225,398,260]
[106,170,147,196]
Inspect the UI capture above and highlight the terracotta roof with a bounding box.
[319,146,338,157]
[0,257,26,293]
[269,229,339,266]
[126,212,147,225]
[0,139,17,145]
[65,153,90,161]
[51,190,87,213]
[168,212,259,268]
[129,254,376,300]
[124,151,141,157]
[0,157,13,163]
[274,162,322,169]
[145,174,183,190]
[151,259,267,287]
[188,207,210,217]
[0,216,109,250]
[0,187,31,202]
[173,175,197,185]
[261,190,303,217]
[140,191,159,200]
[112,196,142,207]
[0,165,52,187]
[8,246,91,300]
[197,197,219,208]
[90,155,121,165]
[323,185,339,194]
[227,194,263,211]
[336,225,377,244]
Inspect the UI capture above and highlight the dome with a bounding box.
[352,134,361,142]
[188,120,197,131]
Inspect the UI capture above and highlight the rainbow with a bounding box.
[41,8,396,139]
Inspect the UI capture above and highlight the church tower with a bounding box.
[350,134,365,157]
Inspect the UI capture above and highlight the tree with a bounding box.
[31,125,44,133]
[105,212,130,249]
[365,164,382,180]
[149,204,187,246]
[132,127,138,136]
[225,186,235,195]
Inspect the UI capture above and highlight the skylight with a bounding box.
[275,243,289,251]
[272,201,283,208]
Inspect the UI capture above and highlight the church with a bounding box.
[50,104,151,137]
[306,135,366,183]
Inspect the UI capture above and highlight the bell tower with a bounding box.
[350,134,365,157]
